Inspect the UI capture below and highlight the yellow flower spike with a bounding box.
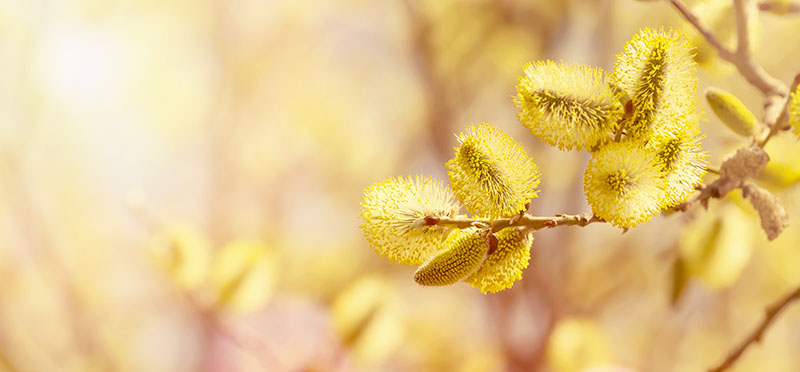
[515,61,623,151]
[547,317,612,372]
[331,276,404,363]
[210,239,277,313]
[361,175,460,265]
[414,228,489,286]
[789,85,800,139]
[613,28,696,138]
[447,123,540,218]
[584,139,667,228]
[149,223,212,290]
[648,117,708,208]
[465,227,533,293]
[680,204,754,289]
[705,87,759,137]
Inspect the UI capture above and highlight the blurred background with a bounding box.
[1,0,800,371]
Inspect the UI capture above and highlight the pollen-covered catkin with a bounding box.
[648,117,708,207]
[705,87,759,137]
[584,139,667,228]
[789,85,800,139]
[465,227,533,293]
[612,28,696,138]
[515,61,623,151]
[414,229,488,286]
[447,123,540,218]
[361,176,460,265]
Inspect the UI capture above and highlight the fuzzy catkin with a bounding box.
[584,139,667,227]
[465,228,533,293]
[361,176,460,265]
[447,123,540,218]
[612,28,696,138]
[414,229,488,286]
[706,87,759,137]
[515,61,623,151]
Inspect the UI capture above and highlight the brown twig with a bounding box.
[707,283,800,372]
[758,0,800,14]
[669,0,788,96]
[672,183,714,212]
[434,213,603,232]
[759,73,800,147]
[734,0,752,57]
[732,0,788,97]
[668,0,736,61]
[401,0,457,162]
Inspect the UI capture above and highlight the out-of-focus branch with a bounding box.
[669,0,788,96]
[666,0,795,226]
[401,0,454,162]
[731,0,788,97]
[759,73,800,146]
[758,0,800,14]
[707,283,800,372]
[665,0,799,357]
[733,0,752,57]
[4,160,116,371]
[668,0,736,61]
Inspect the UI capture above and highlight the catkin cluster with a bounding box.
[361,28,710,293]
[518,28,707,228]
[361,123,539,293]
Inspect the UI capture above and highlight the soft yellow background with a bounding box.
[1,0,799,371]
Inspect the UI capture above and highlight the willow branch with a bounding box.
[433,213,604,233]
[707,283,800,372]
[666,0,794,217]
[734,0,752,57]
[668,0,736,60]
[733,0,788,96]
[759,73,800,147]
[758,0,800,14]
[669,0,787,96]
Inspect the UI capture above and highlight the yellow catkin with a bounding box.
[465,227,533,293]
[447,123,540,218]
[361,175,460,265]
[648,117,708,207]
[705,87,759,137]
[149,224,212,290]
[414,229,488,286]
[515,61,623,151]
[612,28,697,138]
[584,139,667,228]
[789,85,800,139]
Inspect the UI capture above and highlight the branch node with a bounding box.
[423,215,440,226]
